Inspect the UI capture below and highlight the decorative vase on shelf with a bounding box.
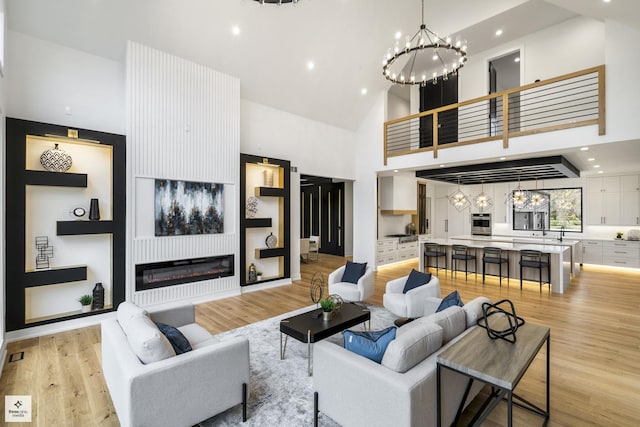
[248,263,257,282]
[263,169,274,187]
[40,143,72,172]
[92,282,105,310]
[89,198,100,221]
[265,232,277,248]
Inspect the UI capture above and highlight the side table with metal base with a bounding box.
[436,320,550,426]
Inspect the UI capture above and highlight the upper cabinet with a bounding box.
[379,174,417,215]
[586,175,640,226]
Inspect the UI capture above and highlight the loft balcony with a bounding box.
[383,65,605,165]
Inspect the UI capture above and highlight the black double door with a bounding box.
[300,182,344,256]
[419,74,459,147]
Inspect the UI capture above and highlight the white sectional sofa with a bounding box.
[102,302,250,427]
[313,296,491,427]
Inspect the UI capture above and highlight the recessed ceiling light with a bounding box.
[440,164,445,167]
[594,165,601,168]
[514,57,520,63]
[597,170,604,174]
[361,88,368,95]
[231,26,240,36]
[307,61,315,70]
[580,147,589,151]
[495,29,503,36]
[395,31,402,40]
[603,0,611,3]
[393,169,399,173]
[587,158,595,161]
[499,157,506,160]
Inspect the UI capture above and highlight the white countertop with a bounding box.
[446,235,580,247]
[419,237,571,253]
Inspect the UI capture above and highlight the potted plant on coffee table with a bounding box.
[320,298,335,321]
[78,294,93,313]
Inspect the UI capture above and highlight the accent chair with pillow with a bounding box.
[101,302,250,427]
[383,269,441,318]
[328,261,375,302]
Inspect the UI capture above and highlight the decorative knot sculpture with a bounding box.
[476,299,525,343]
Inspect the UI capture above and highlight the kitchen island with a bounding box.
[418,235,580,294]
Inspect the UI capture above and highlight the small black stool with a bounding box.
[482,247,510,286]
[451,244,477,281]
[424,243,447,276]
[519,250,550,293]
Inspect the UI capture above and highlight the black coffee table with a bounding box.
[279,302,371,376]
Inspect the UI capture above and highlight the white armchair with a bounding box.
[102,302,250,427]
[328,265,375,302]
[383,274,441,318]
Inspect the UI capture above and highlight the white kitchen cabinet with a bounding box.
[621,175,640,226]
[582,240,603,265]
[602,240,640,268]
[586,176,622,225]
[376,238,398,265]
[586,176,620,194]
[493,182,510,223]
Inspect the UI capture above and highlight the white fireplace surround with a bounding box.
[127,42,241,307]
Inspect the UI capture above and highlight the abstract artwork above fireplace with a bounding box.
[154,179,224,236]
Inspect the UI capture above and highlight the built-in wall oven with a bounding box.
[471,213,492,236]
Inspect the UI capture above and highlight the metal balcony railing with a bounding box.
[383,65,605,165]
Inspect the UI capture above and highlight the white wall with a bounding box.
[605,20,640,142]
[241,99,357,268]
[6,31,124,134]
[460,16,605,101]
[241,100,356,180]
[353,92,386,266]
[127,42,240,307]
[387,92,410,121]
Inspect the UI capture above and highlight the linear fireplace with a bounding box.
[136,255,234,291]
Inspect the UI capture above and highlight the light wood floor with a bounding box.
[1,254,639,426]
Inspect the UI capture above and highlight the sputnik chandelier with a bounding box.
[449,178,471,212]
[474,182,493,212]
[509,173,529,209]
[382,0,468,86]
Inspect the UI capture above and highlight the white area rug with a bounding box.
[199,303,399,426]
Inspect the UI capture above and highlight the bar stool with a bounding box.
[451,245,477,281]
[519,250,551,293]
[423,243,447,276]
[482,247,510,287]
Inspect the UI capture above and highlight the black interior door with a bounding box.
[300,185,319,238]
[419,75,458,147]
[320,183,344,256]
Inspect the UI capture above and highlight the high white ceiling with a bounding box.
[6,0,604,131]
[6,0,639,176]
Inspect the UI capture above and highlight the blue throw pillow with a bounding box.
[343,326,396,363]
[341,261,367,284]
[155,322,192,355]
[402,269,433,293]
[436,290,464,312]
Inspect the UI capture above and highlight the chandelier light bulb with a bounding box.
[422,74,427,81]
[456,40,461,47]
[446,36,452,44]
[410,74,415,82]
[395,31,402,40]
[432,54,438,61]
